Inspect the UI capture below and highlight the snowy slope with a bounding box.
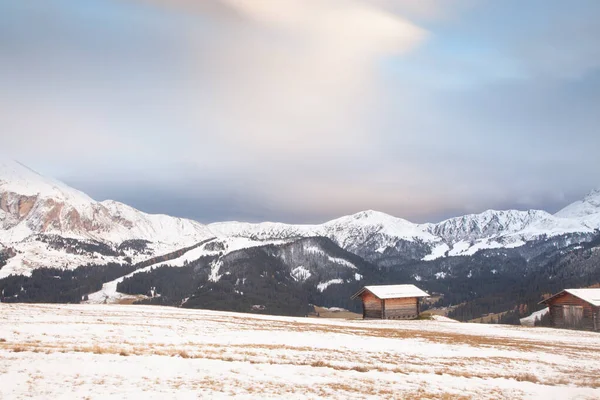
[3,304,600,399]
[555,188,600,230]
[520,307,549,327]
[0,159,93,206]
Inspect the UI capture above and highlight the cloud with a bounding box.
[176,0,427,157]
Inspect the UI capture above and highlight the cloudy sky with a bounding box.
[1,0,599,223]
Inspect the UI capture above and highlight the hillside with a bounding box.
[1,304,599,399]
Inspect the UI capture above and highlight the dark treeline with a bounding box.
[0,263,133,303]
[0,251,8,269]
[445,239,600,323]
[117,255,216,302]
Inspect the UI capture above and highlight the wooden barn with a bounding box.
[351,284,429,320]
[540,288,600,331]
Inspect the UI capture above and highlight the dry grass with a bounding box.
[515,373,540,384]
[177,350,191,359]
[310,306,361,320]
[3,339,597,389]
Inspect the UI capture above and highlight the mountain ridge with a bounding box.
[1,158,599,279]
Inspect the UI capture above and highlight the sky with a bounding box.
[1,0,600,224]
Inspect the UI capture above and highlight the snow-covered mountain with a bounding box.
[0,160,212,244]
[210,207,594,262]
[0,160,214,277]
[1,158,599,279]
[209,210,440,263]
[427,209,594,257]
[555,189,600,230]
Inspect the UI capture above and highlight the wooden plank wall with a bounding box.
[361,291,383,319]
[383,297,418,319]
[547,293,599,331]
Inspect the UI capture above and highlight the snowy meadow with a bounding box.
[1,304,599,399]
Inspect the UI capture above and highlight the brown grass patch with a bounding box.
[178,350,191,359]
[515,373,540,384]
[311,360,327,368]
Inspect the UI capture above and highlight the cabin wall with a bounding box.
[547,293,599,331]
[361,291,383,319]
[383,297,418,319]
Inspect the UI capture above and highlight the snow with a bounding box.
[422,242,450,261]
[323,210,439,244]
[354,284,429,299]
[304,245,357,269]
[317,279,344,292]
[354,273,362,281]
[291,266,311,282]
[431,315,460,323]
[555,188,600,229]
[546,289,600,307]
[0,159,94,206]
[209,259,223,282]
[320,307,348,312]
[520,308,549,327]
[448,240,472,256]
[435,271,447,279]
[2,304,600,399]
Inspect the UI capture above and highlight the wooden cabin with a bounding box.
[351,284,429,320]
[540,288,600,331]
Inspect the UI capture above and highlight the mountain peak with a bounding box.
[554,188,600,230]
[0,159,93,205]
[584,188,600,201]
[352,209,394,220]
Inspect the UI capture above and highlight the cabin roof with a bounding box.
[351,284,429,300]
[540,288,600,306]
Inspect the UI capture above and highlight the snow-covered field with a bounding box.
[1,304,599,399]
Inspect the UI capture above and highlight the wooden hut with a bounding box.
[539,288,600,331]
[351,284,429,320]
